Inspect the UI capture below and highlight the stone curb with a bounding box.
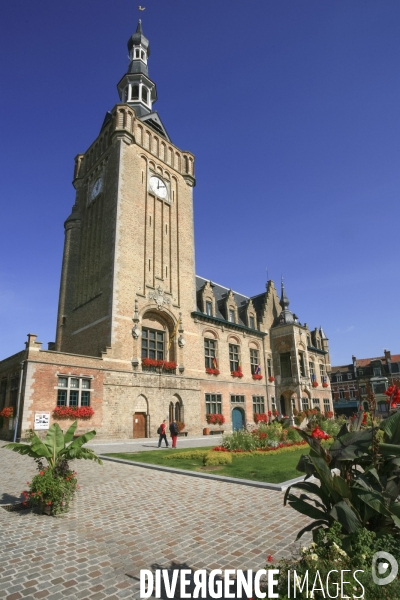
[98,454,306,491]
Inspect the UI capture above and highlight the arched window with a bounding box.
[131,85,139,100]
[142,87,148,104]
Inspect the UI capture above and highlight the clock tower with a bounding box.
[55,20,196,364]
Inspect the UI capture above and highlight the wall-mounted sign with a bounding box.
[34,412,50,430]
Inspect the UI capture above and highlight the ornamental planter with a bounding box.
[203,427,210,435]
[231,370,243,378]
[322,383,329,388]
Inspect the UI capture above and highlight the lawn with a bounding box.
[104,446,308,484]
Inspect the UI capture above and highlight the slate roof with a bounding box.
[195,276,255,327]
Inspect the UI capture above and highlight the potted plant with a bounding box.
[3,421,102,515]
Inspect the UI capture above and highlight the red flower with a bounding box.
[39,471,44,476]
[267,555,273,562]
[252,374,263,380]
[268,376,275,382]
[312,381,319,388]
[53,406,94,419]
[231,368,244,378]
[206,368,220,375]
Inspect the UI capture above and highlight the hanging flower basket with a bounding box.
[252,374,263,380]
[206,368,220,375]
[0,407,14,419]
[312,381,319,388]
[268,376,275,382]
[206,414,225,425]
[52,406,94,419]
[231,368,243,378]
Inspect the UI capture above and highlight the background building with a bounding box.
[0,22,332,440]
[331,350,400,416]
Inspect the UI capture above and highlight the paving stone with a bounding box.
[0,445,309,599]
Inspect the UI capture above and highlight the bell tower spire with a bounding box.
[117,20,157,117]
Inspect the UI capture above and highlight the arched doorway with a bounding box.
[133,394,148,438]
[232,407,244,430]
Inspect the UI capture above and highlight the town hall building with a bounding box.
[0,22,332,440]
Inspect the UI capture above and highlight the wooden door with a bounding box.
[133,412,147,438]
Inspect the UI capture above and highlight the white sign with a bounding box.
[8,417,13,430]
[34,412,50,430]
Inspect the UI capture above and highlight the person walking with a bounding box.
[157,419,169,448]
[169,419,179,448]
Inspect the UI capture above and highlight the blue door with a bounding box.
[232,407,244,430]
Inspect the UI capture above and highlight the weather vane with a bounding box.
[138,5,146,10]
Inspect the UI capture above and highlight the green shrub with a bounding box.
[25,462,78,515]
[222,429,257,451]
[164,450,208,460]
[203,451,232,466]
[286,427,302,442]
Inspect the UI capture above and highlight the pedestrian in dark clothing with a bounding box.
[169,420,179,448]
[158,420,169,447]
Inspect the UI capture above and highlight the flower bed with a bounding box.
[212,440,309,455]
[52,406,94,419]
[205,368,220,375]
[252,374,263,380]
[206,413,225,425]
[0,406,14,418]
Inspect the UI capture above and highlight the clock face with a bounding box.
[91,177,102,200]
[149,175,168,200]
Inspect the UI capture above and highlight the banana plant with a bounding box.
[284,411,400,544]
[3,421,102,467]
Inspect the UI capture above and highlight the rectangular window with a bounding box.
[360,385,366,395]
[309,362,315,380]
[336,374,342,382]
[271,396,276,411]
[312,398,320,410]
[319,364,325,379]
[298,353,305,377]
[0,378,7,410]
[249,316,255,329]
[205,301,212,316]
[10,376,19,409]
[280,353,292,378]
[358,369,363,376]
[339,388,345,399]
[301,397,309,410]
[229,344,239,372]
[229,309,235,323]
[250,348,260,375]
[347,373,352,380]
[323,398,330,412]
[373,367,382,377]
[252,396,265,414]
[231,395,245,403]
[56,376,92,407]
[205,393,222,415]
[142,328,164,361]
[391,363,399,373]
[373,382,386,395]
[349,388,356,399]
[204,339,216,369]
[267,359,273,378]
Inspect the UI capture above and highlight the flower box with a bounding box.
[252,374,263,380]
[268,376,275,382]
[254,412,269,423]
[52,406,94,419]
[206,413,225,425]
[312,381,319,388]
[206,368,220,375]
[322,383,328,388]
[231,368,243,378]
[142,358,177,372]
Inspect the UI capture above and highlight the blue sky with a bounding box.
[1,0,399,365]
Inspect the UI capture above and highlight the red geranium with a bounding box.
[206,368,220,375]
[311,425,330,440]
[206,414,225,426]
[268,376,275,382]
[312,381,319,388]
[52,406,94,419]
[252,374,263,380]
[142,358,177,370]
[254,413,269,423]
[231,367,243,378]
[0,406,14,418]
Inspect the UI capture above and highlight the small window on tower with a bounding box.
[142,87,148,104]
[124,88,128,102]
[135,49,140,58]
[141,50,145,59]
[132,85,139,100]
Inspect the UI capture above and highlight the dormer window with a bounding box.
[205,301,212,317]
[142,87,148,104]
[249,316,255,329]
[229,309,235,323]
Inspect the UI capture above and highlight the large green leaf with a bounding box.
[62,447,102,464]
[309,456,334,494]
[332,474,352,499]
[379,443,400,456]
[285,481,331,510]
[2,442,42,458]
[64,429,97,451]
[295,520,328,541]
[329,428,373,467]
[64,421,78,445]
[285,492,330,522]
[329,500,362,533]
[43,423,65,466]
[30,434,53,459]
[352,487,400,528]
[380,410,400,445]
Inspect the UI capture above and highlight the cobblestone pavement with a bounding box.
[0,445,309,599]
